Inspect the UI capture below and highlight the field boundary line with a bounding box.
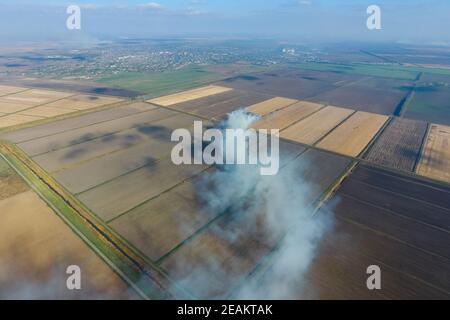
[340,192,450,234]
[343,176,450,214]
[0,92,79,119]
[105,164,212,224]
[275,103,327,133]
[310,108,357,147]
[74,151,199,196]
[361,163,450,194]
[225,154,355,299]
[29,109,179,157]
[0,142,189,299]
[332,216,450,297]
[0,151,150,300]
[153,147,309,267]
[336,214,450,262]
[413,122,431,174]
[398,72,422,117]
[7,100,149,144]
[358,115,393,159]
[312,160,359,216]
[0,98,134,135]
[0,87,33,98]
[277,133,450,190]
[47,118,198,175]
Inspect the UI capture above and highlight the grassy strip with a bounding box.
[292,62,450,81]
[0,142,183,299]
[97,66,225,98]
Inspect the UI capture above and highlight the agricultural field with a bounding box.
[364,118,428,172]
[221,70,342,101]
[1,102,152,143]
[246,97,298,116]
[288,148,353,204]
[0,157,135,299]
[15,105,172,156]
[2,80,450,299]
[276,164,450,299]
[308,81,409,115]
[148,85,232,107]
[44,94,123,111]
[109,177,215,262]
[0,78,141,97]
[250,101,324,131]
[280,106,354,145]
[1,89,73,105]
[316,111,389,157]
[404,83,450,126]
[0,86,124,130]
[0,84,27,96]
[222,66,420,116]
[78,158,209,222]
[0,156,29,200]
[52,114,199,193]
[0,114,44,129]
[166,89,271,120]
[416,124,450,184]
[154,148,351,298]
[98,66,228,98]
[293,62,422,80]
[1,91,356,298]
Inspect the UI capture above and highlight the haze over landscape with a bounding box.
[0,0,449,302]
[1,0,450,44]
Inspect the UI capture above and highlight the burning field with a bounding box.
[1,81,450,299]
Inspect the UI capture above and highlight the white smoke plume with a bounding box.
[174,108,334,299]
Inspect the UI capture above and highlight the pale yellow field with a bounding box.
[416,124,450,183]
[0,100,32,113]
[0,114,44,129]
[0,85,28,96]
[280,106,354,145]
[2,89,73,106]
[45,94,123,110]
[246,97,298,116]
[19,106,76,118]
[251,100,324,131]
[148,85,232,106]
[316,111,389,157]
[0,191,135,299]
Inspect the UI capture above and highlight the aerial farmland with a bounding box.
[1,38,450,301]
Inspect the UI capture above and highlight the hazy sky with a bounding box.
[1,0,449,44]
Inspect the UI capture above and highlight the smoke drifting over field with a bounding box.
[175,109,334,299]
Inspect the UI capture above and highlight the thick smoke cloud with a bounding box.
[173,109,334,299]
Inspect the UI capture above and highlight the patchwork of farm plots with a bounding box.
[364,118,428,172]
[221,69,413,115]
[404,75,450,126]
[2,82,450,299]
[296,164,450,299]
[0,85,123,129]
[148,86,270,120]
[1,90,357,298]
[246,95,450,184]
[148,85,232,107]
[416,124,450,184]
[0,157,136,299]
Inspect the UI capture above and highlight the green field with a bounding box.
[97,66,227,98]
[294,62,450,81]
[404,84,450,125]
